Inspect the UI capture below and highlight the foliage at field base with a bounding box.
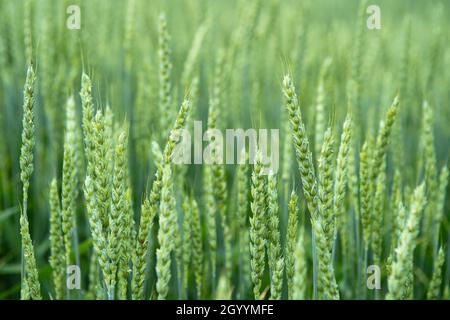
[0,0,449,300]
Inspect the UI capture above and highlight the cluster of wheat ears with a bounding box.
[0,0,449,300]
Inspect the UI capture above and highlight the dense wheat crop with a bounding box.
[0,0,449,300]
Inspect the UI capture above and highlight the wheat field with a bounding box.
[0,0,449,300]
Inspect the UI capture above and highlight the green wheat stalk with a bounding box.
[427,246,445,299]
[387,184,426,300]
[267,173,284,300]
[48,179,65,299]
[292,224,307,300]
[156,164,176,300]
[19,66,41,300]
[285,189,299,299]
[250,151,267,300]
[191,197,204,298]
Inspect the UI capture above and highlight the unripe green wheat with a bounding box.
[281,115,293,195]
[156,164,176,300]
[207,63,231,280]
[93,111,111,231]
[182,195,193,294]
[282,74,318,216]
[387,184,426,300]
[20,214,41,300]
[333,115,352,239]
[317,127,335,250]
[427,246,445,299]
[163,99,191,162]
[20,66,35,211]
[132,99,190,299]
[80,73,96,178]
[49,179,65,299]
[285,189,299,299]
[250,151,267,299]
[212,161,231,278]
[109,129,129,299]
[104,106,115,182]
[346,141,359,268]
[371,96,399,183]
[5,1,450,302]
[311,217,340,300]
[191,198,204,298]
[371,157,386,266]
[158,12,173,140]
[390,170,403,249]
[204,164,217,287]
[293,225,307,300]
[131,197,156,300]
[369,97,399,254]
[84,175,110,297]
[359,139,373,247]
[421,101,438,243]
[61,139,77,267]
[237,153,250,296]
[19,66,41,300]
[283,74,339,300]
[267,173,283,300]
[118,173,134,298]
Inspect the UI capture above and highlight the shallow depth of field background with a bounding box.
[0,0,449,299]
